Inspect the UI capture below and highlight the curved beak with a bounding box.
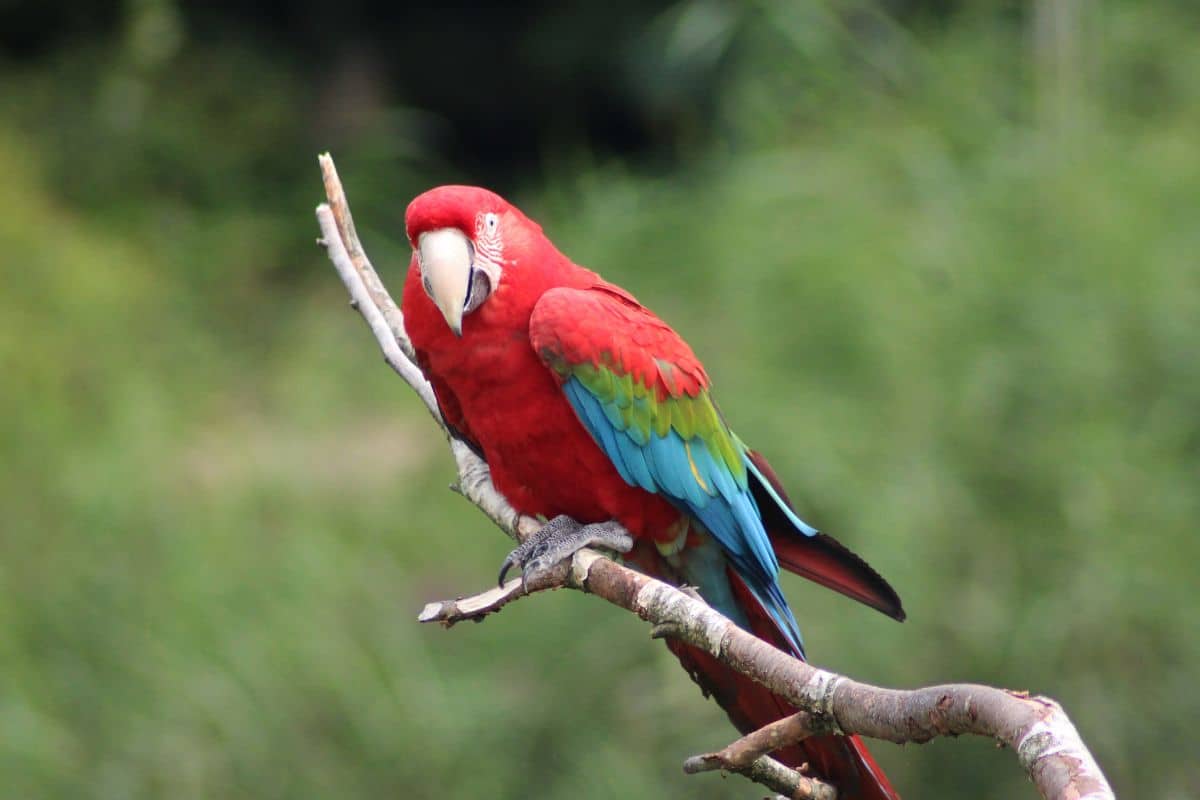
[418,228,473,336]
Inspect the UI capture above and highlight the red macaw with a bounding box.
[402,185,905,800]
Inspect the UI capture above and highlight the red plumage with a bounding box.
[531,282,710,402]
[402,185,902,799]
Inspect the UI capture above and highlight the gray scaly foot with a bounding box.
[498,516,634,588]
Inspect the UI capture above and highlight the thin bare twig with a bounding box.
[687,751,839,800]
[314,153,1115,800]
[316,154,537,544]
[685,711,822,771]
[417,578,528,627]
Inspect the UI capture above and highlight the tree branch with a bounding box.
[684,710,820,772]
[314,153,1116,800]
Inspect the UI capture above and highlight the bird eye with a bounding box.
[484,213,498,232]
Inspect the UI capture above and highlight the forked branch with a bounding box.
[314,153,1115,800]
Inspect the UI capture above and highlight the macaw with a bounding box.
[402,185,905,800]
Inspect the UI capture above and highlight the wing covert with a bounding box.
[530,284,792,629]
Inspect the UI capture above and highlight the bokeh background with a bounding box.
[3,1,1197,798]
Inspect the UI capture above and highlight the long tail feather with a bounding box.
[642,450,905,798]
[746,450,905,621]
[664,569,901,800]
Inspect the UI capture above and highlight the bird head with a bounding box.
[405,185,540,337]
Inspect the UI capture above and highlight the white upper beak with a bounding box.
[418,228,473,336]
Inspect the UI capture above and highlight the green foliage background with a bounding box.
[2,2,1198,798]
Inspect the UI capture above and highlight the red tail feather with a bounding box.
[666,571,901,800]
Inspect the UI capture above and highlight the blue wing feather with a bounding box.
[744,454,820,537]
[560,375,813,654]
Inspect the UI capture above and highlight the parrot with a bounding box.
[401,185,906,800]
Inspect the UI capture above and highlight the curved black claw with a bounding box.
[497,516,633,589]
[497,553,520,587]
